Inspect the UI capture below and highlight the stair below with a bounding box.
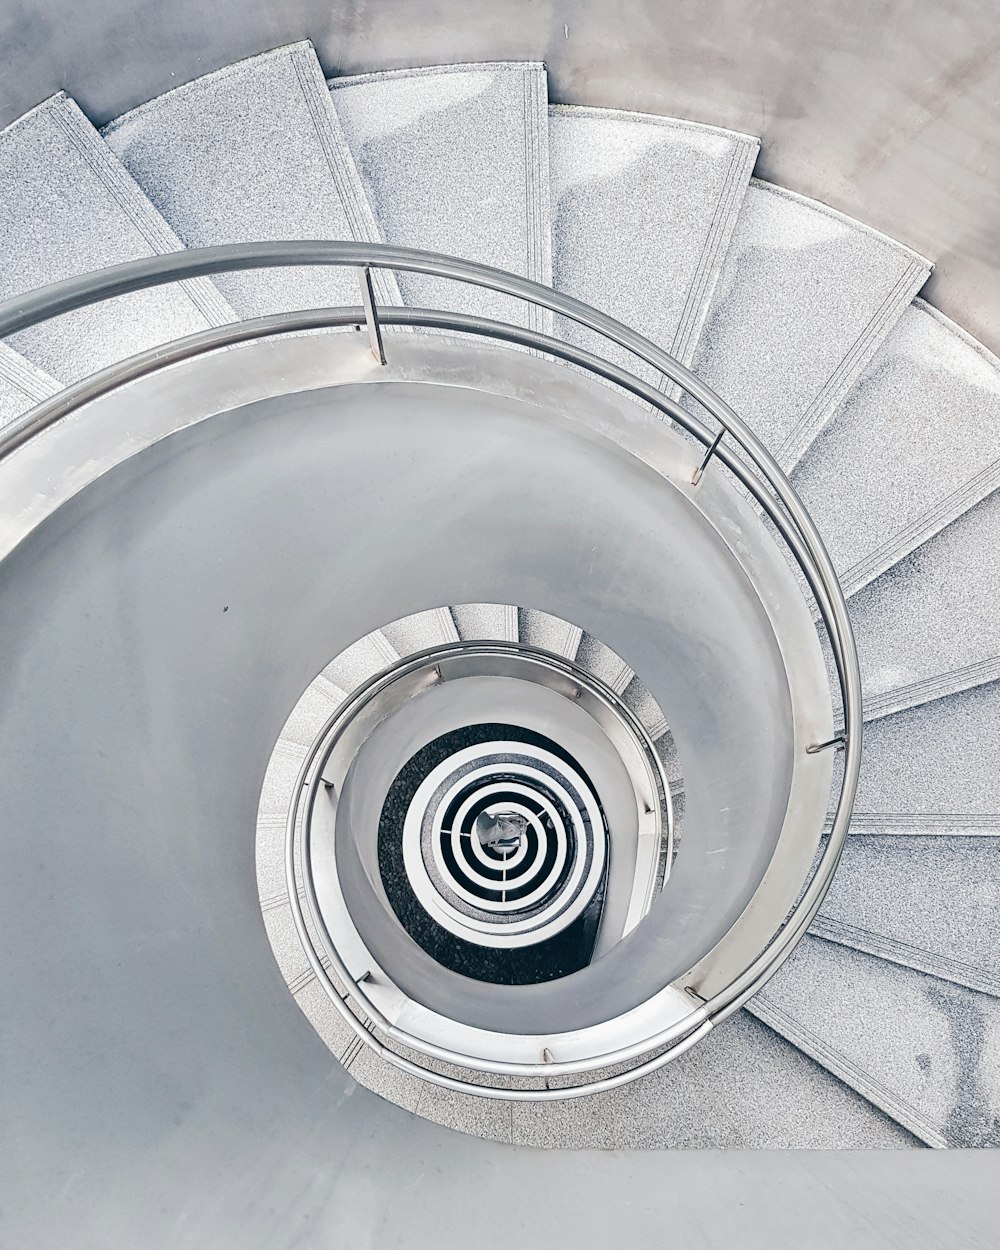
[548,105,756,383]
[689,180,929,470]
[814,835,1000,996]
[751,936,1000,1147]
[0,93,231,381]
[103,42,398,317]
[330,63,551,331]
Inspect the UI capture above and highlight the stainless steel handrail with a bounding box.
[0,241,862,1098]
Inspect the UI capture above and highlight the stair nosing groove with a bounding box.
[0,343,60,401]
[331,61,547,89]
[861,656,1000,722]
[47,95,235,328]
[809,918,1000,998]
[433,606,461,642]
[287,44,400,306]
[746,996,947,1147]
[522,64,552,336]
[841,462,1000,597]
[777,257,929,472]
[668,134,759,370]
[847,811,1000,833]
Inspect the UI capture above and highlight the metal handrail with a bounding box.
[0,241,862,1098]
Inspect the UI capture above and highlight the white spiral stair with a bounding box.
[0,41,998,1154]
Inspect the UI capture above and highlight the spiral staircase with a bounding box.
[1,40,999,1222]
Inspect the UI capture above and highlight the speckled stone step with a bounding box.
[844,487,1000,719]
[851,682,1000,831]
[793,301,1000,598]
[347,1008,917,1148]
[380,607,459,654]
[548,106,757,382]
[104,42,398,317]
[330,63,551,332]
[690,180,929,470]
[0,344,59,430]
[450,602,519,643]
[749,936,1000,1147]
[0,93,232,382]
[813,836,1000,996]
[517,607,582,658]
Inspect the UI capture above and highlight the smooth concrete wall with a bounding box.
[0,0,998,357]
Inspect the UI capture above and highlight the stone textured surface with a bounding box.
[0,343,59,429]
[381,607,459,654]
[0,93,231,381]
[451,602,519,642]
[621,673,669,740]
[518,607,582,658]
[814,836,1000,995]
[331,63,551,331]
[846,486,1000,713]
[104,42,399,317]
[508,1010,915,1149]
[751,937,1000,1147]
[574,633,633,694]
[549,105,757,382]
[690,180,929,470]
[853,682,1000,821]
[320,630,399,692]
[279,681,343,748]
[794,300,1000,596]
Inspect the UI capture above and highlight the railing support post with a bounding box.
[691,427,724,485]
[359,265,386,365]
[806,733,847,755]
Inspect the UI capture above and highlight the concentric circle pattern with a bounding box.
[379,724,609,984]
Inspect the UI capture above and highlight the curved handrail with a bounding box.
[0,241,862,1098]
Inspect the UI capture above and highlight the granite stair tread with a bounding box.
[330,63,551,331]
[548,105,757,383]
[749,936,1000,1147]
[852,682,1000,823]
[451,602,519,643]
[812,835,1000,996]
[506,1009,917,1148]
[104,42,399,317]
[517,608,582,659]
[380,607,459,654]
[0,93,232,382]
[690,179,929,470]
[845,485,1000,717]
[793,300,1000,597]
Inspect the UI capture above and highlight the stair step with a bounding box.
[690,180,929,470]
[103,42,397,318]
[0,343,59,429]
[573,633,633,695]
[320,630,400,692]
[517,608,582,659]
[330,63,551,331]
[749,936,1000,1147]
[621,674,669,741]
[813,835,1000,996]
[510,1009,917,1148]
[450,603,518,643]
[853,681,1000,823]
[846,487,1000,715]
[793,301,1000,597]
[380,607,459,654]
[0,94,232,381]
[548,105,757,382]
